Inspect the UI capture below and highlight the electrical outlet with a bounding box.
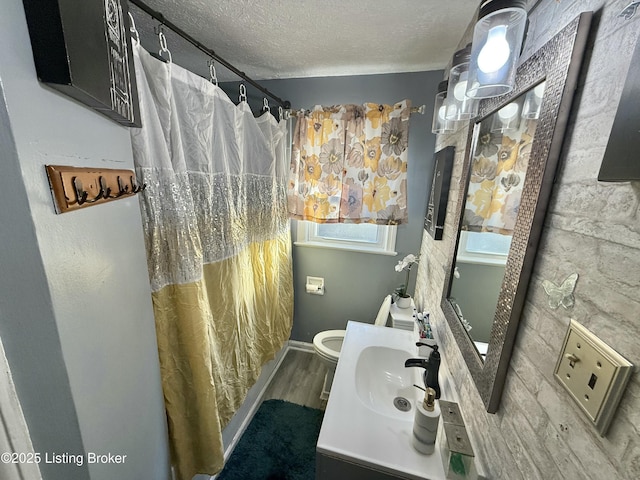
[554,319,633,436]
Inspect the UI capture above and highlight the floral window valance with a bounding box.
[287,100,411,224]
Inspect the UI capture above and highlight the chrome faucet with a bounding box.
[405,343,441,399]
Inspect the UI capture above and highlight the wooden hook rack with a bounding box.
[45,165,146,214]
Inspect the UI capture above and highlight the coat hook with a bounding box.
[98,176,111,200]
[112,175,130,198]
[83,176,108,204]
[130,175,146,193]
[72,176,88,205]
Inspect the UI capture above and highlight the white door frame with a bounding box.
[0,336,42,480]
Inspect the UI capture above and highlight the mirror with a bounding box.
[440,12,592,413]
[449,82,545,356]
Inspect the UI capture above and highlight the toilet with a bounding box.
[313,295,393,400]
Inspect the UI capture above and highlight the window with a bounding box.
[456,230,511,266]
[295,221,397,255]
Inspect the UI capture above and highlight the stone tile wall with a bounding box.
[414,1,640,478]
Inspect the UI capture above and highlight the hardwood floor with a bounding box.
[262,348,328,410]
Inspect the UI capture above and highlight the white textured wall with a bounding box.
[415,1,640,479]
[0,1,171,479]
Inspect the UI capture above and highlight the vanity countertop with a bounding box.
[316,321,448,480]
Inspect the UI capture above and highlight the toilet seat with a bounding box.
[313,329,345,363]
[311,295,392,363]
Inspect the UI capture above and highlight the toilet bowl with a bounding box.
[313,330,345,366]
[313,295,392,400]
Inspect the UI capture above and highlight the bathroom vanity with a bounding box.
[316,321,450,480]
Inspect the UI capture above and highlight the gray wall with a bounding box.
[415,1,640,478]
[259,72,443,342]
[0,1,171,479]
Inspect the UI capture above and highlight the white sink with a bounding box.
[355,345,416,420]
[317,321,447,480]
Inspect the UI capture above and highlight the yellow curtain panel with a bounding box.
[153,238,292,478]
[130,45,293,480]
[288,100,412,224]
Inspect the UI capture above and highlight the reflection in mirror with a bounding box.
[448,83,545,360]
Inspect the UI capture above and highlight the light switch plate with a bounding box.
[554,319,633,436]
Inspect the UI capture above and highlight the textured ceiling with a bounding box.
[129,0,481,82]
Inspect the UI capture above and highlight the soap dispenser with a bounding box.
[412,387,440,455]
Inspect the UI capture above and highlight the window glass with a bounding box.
[456,230,511,265]
[295,221,396,255]
[316,223,379,243]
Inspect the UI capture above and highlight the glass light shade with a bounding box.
[444,45,478,121]
[490,101,521,133]
[432,80,455,134]
[466,0,528,99]
[521,82,546,119]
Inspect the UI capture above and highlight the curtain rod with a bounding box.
[128,0,291,109]
[289,105,426,117]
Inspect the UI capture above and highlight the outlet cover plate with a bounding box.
[554,319,633,436]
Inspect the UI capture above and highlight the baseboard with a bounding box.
[0,338,43,480]
[287,339,314,352]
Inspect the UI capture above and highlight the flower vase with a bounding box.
[396,295,412,309]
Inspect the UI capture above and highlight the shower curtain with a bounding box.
[130,45,293,480]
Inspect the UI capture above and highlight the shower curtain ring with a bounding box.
[239,84,247,103]
[127,12,140,45]
[157,30,172,63]
[263,98,270,113]
[208,60,218,86]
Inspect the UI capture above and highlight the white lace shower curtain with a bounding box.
[130,44,293,480]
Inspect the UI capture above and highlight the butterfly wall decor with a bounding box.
[542,273,579,310]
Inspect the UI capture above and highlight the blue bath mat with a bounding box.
[217,399,324,480]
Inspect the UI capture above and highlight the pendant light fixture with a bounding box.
[466,0,528,99]
[432,80,455,134]
[444,44,478,121]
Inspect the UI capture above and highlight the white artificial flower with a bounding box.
[395,254,418,272]
[404,254,417,264]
